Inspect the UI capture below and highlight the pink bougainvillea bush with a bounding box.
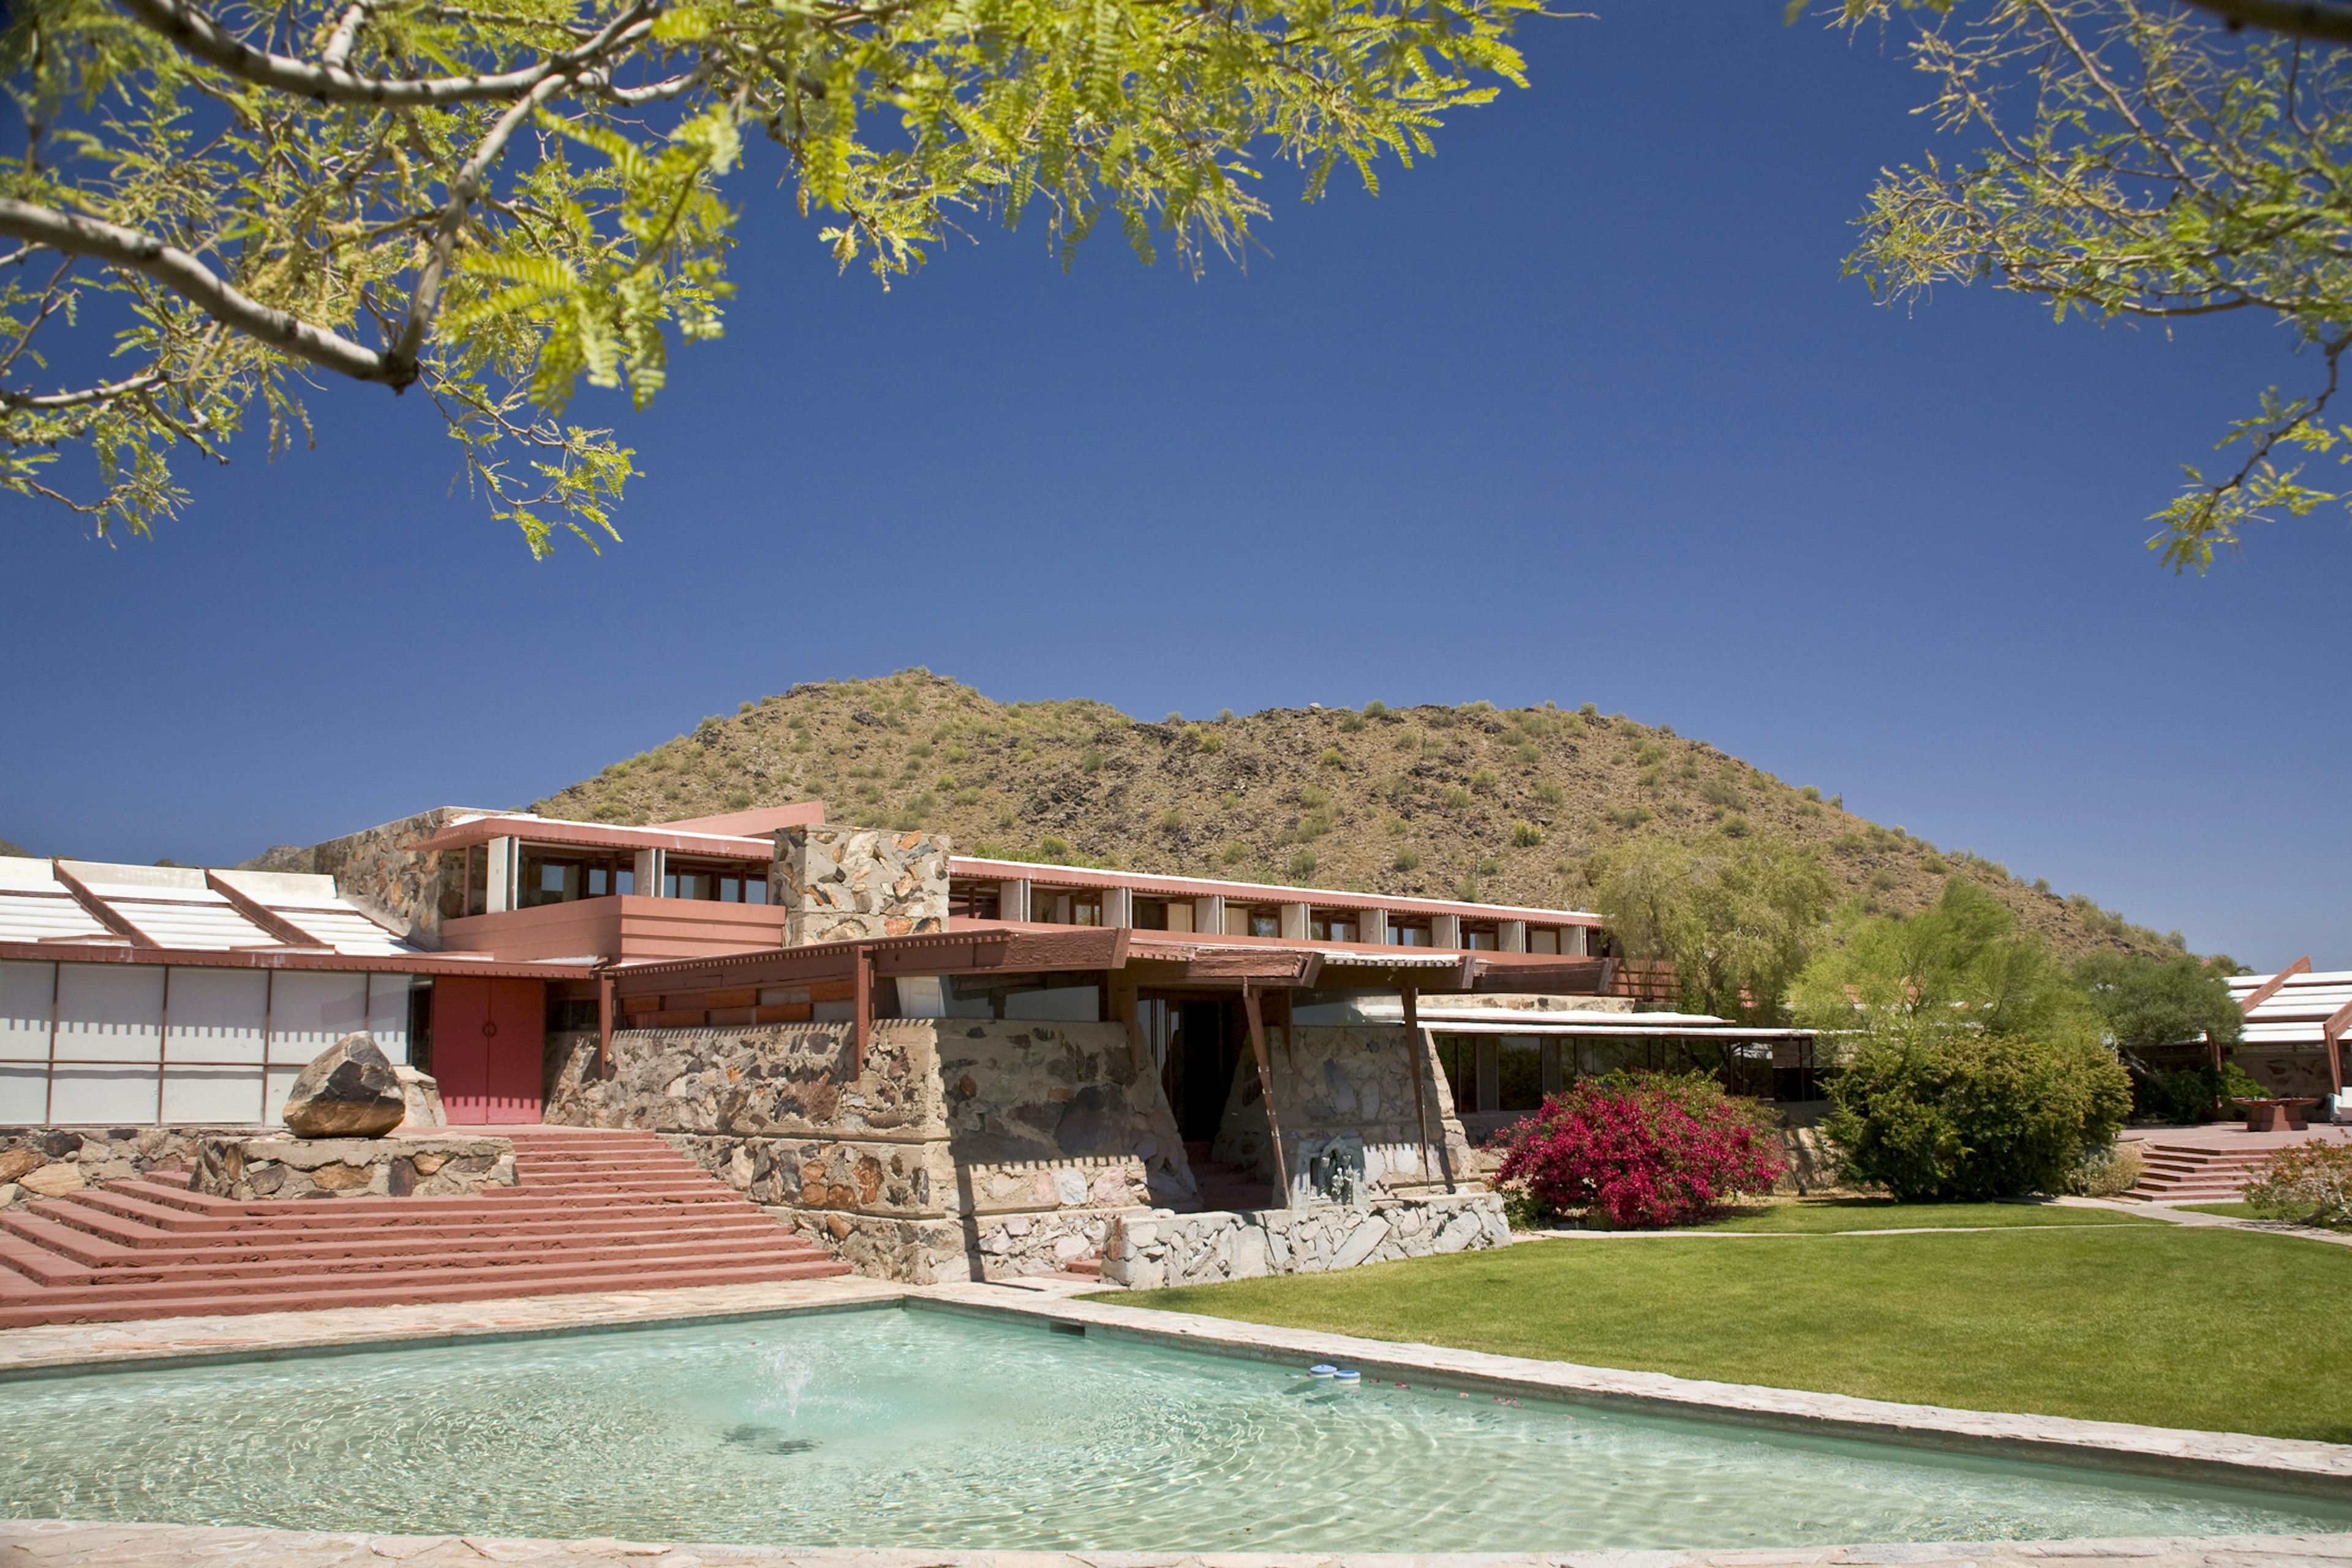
[1494,1071,1789,1229]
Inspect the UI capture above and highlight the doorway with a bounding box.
[1159,997,1240,1143]
[430,977,546,1124]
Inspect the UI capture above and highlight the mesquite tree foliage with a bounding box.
[1,0,1537,550]
[1840,0,2352,569]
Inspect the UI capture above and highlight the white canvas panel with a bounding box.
[50,1065,159,1123]
[262,1066,304,1126]
[53,964,164,1064]
[366,974,413,1065]
[161,1066,263,1125]
[0,1064,48,1122]
[0,960,55,1063]
[1002,986,1101,1022]
[164,968,268,1065]
[892,976,947,1019]
[268,971,368,1063]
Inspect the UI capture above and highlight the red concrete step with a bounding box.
[0,1257,848,1330]
[2,1213,790,1269]
[0,1125,851,1328]
[0,1232,833,1295]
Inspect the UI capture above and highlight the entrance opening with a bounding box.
[1161,998,1240,1144]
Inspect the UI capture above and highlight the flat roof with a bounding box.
[951,857,1600,926]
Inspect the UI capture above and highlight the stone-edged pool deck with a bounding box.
[1,1275,2347,1566]
[4,1522,2351,1568]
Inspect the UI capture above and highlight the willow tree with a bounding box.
[1839,0,2352,569]
[1,0,1536,549]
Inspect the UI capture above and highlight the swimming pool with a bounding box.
[2,1306,2345,1551]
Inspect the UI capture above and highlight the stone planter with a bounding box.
[192,1134,516,1200]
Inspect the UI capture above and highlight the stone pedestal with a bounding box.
[193,1133,515,1200]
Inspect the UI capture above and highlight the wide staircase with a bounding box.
[2124,1139,2280,1203]
[0,1126,847,1329]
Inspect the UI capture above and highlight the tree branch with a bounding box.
[2178,0,2352,42]
[0,369,167,410]
[318,0,373,69]
[111,0,658,106]
[386,69,578,373]
[0,197,396,384]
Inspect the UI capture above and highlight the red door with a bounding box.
[431,978,545,1125]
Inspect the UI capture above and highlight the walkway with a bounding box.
[5,1520,2348,1568]
[0,1126,846,1329]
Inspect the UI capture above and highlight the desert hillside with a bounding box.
[528,671,2178,962]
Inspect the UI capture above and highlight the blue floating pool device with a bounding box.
[1309,1363,1338,1378]
[1333,1369,1362,1384]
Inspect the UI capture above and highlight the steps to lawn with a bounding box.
[2125,1140,2280,1202]
[0,1126,847,1328]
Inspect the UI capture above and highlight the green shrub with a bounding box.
[1826,1035,2132,1200]
[2245,1143,2352,1229]
[1288,849,1319,880]
[1393,847,1422,872]
[1512,820,1545,848]
[2135,1062,2268,1123]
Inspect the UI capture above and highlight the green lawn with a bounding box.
[2176,1201,2261,1219]
[1678,1199,2166,1233]
[1104,1225,2352,1442]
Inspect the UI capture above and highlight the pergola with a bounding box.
[600,927,1616,1196]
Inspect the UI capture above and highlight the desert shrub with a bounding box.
[1392,848,1422,872]
[1494,1071,1788,1228]
[1826,1036,2132,1200]
[2066,1140,2146,1197]
[2245,1144,2352,1229]
[1512,820,1545,848]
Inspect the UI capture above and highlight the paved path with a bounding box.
[5,1520,2351,1568]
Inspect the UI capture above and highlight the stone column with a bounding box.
[632,847,664,899]
[1279,902,1310,940]
[1193,895,1224,936]
[1566,924,1590,956]
[998,879,1031,922]
[1499,919,1526,953]
[772,826,950,946]
[1362,907,1389,946]
[1431,913,1461,950]
[1105,886,1134,928]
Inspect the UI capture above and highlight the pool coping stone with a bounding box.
[3,1520,2351,1568]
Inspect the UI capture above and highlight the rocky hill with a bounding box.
[530,671,2179,963]
[0,837,29,859]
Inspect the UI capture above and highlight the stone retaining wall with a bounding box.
[1103,1191,1509,1289]
[191,1134,515,1199]
[0,1126,244,1207]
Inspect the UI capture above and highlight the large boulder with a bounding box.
[394,1066,447,1130]
[282,1033,407,1138]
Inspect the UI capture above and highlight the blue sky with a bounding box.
[4,2,2345,969]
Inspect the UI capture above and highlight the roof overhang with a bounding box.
[948,857,1600,926]
[609,924,1613,998]
[0,940,594,981]
[407,815,772,860]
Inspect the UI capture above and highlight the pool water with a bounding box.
[2,1307,2345,1550]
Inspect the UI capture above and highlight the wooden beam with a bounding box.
[2238,955,2313,1016]
[1404,984,1430,1189]
[597,967,615,1080]
[1242,982,1289,1204]
[1183,949,1312,982]
[203,871,331,949]
[50,862,160,948]
[852,947,871,1077]
[2324,999,2352,1099]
